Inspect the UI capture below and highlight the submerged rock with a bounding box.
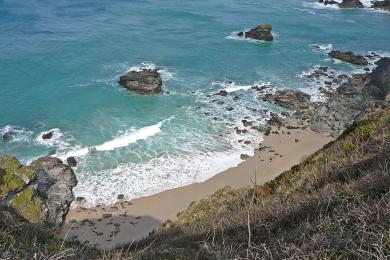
[2,132,11,142]
[119,69,163,94]
[238,24,273,41]
[328,50,368,65]
[319,0,339,5]
[372,0,390,11]
[338,0,364,8]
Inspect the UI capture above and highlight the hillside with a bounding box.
[1,108,389,259]
[126,108,390,259]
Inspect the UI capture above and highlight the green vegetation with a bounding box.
[0,206,99,259]
[10,188,43,224]
[0,154,35,196]
[127,109,390,259]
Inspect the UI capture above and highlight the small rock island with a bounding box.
[238,23,274,41]
[119,69,163,94]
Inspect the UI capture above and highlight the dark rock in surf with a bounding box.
[372,0,390,11]
[42,131,54,140]
[338,0,364,8]
[238,24,273,41]
[67,157,77,167]
[328,51,368,65]
[119,69,163,94]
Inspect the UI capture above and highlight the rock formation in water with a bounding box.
[238,24,273,41]
[328,50,368,65]
[262,57,390,137]
[338,0,364,8]
[372,0,390,11]
[119,69,163,94]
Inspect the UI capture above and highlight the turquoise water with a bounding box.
[1,0,389,205]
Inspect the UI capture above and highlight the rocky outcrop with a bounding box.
[338,0,364,8]
[372,0,390,11]
[262,90,312,110]
[119,69,163,94]
[0,154,77,225]
[67,157,77,167]
[320,0,339,5]
[328,51,368,65]
[238,24,273,41]
[308,58,389,137]
[42,131,53,140]
[261,58,389,138]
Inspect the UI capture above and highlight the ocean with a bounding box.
[1,0,389,206]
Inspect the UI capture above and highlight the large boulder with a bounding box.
[371,0,390,11]
[238,24,273,41]
[119,69,162,94]
[366,58,390,100]
[328,51,368,65]
[0,154,77,225]
[262,90,312,110]
[338,0,364,8]
[29,157,77,225]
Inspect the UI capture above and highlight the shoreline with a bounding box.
[60,118,332,249]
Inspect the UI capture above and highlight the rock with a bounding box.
[119,69,162,94]
[267,113,284,127]
[320,0,339,5]
[238,23,273,41]
[264,126,272,136]
[29,157,77,225]
[328,51,368,65]
[2,132,11,142]
[103,213,112,218]
[117,194,124,200]
[240,154,250,160]
[262,90,311,110]
[338,0,364,8]
[308,57,390,137]
[281,111,290,117]
[0,154,76,225]
[372,0,390,11]
[242,119,252,127]
[66,157,77,167]
[42,131,53,140]
[215,90,228,96]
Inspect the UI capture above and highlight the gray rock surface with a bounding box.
[238,24,273,41]
[119,69,162,94]
[328,51,368,65]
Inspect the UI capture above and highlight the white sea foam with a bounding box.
[1,125,33,143]
[212,81,270,93]
[54,117,173,161]
[72,128,263,207]
[312,43,333,51]
[95,122,163,151]
[127,62,175,81]
[35,128,68,147]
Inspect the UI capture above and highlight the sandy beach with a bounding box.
[60,118,332,249]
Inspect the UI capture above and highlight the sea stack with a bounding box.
[238,23,273,41]
[119,69,163,94]
[328,50,368,65]
[338,0,364,8]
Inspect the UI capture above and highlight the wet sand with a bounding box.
[60,119,332,249]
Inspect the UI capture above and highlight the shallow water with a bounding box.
[1,0,389,206]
